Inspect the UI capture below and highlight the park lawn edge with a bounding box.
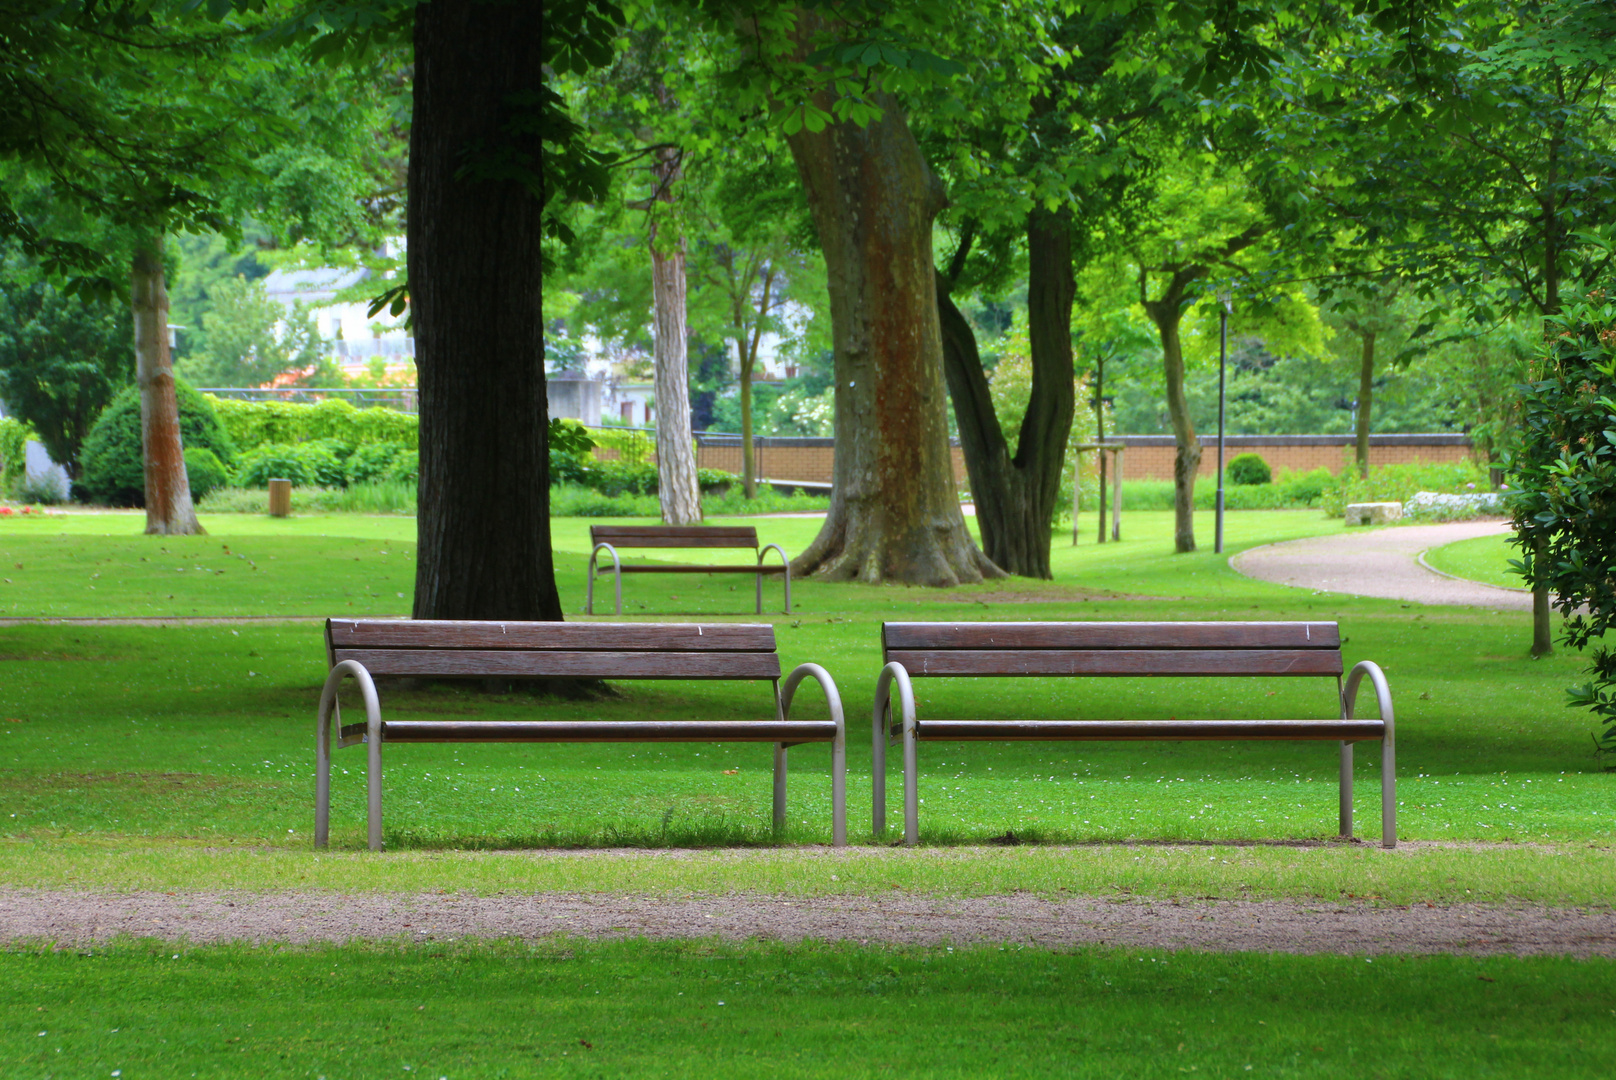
[0,838,1611,907]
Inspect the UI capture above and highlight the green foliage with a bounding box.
[75,380,235,507]
[1321,460,1491,518]
[1509,294,1616,752]
[175,274,324,388]
[182,447,229,501]
[386,449,419,485]
[549,416,597,456]
[696,467,738,491]
[1227,453,1272,486]
[198,480,417,515]
[207,396,419,454]
[344,441,404,485]
[580,459,659,497]
[590,426,654,464]
[548,483,660,518]
[0,251,134,475]
[233,442,344,489]
[0,415,33,493]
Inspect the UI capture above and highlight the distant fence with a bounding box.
[589,429,1472,486]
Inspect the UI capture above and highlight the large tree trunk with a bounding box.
[1142,273,1199,553]
[938,212,1075,578]
[1355,329,1376,476]
[784,91,997,584]
[649,147,701,524]
[410,0,560,621]
[132,234,200,536]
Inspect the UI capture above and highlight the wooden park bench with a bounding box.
[587,525,791,615]
[871,621,1395,848]
[316,618,845,850]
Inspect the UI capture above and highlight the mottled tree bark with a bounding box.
[1141,270,1200,554]
[649,147,701,524]
[132,234,200,536]
[410,0,559,621]
[938,212,1075,578]
[784,91,997,584]
[1355,329,1376,476]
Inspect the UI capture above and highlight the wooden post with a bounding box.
[268,478,292,518]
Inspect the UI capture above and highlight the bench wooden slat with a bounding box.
[885,648,1346,678]
[592,525,759,549]
[883,621,1341,651]
[371,719,837,743]
[326,620,776,652]
[912,718,1384,741]
[331,648,782,679]
[600,564,789,574]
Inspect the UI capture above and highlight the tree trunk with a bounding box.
[1143,274,1199,553]
[784,92,997,584]
[650,147,701,525]
[1532,536,1553,657]
[1356,329,1376,476]
[132,234,200,536]
[938,211,1075,578]
[737,335,756,499]
[410,0,560,622]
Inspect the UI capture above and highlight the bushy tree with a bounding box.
[1510,289,1616,750]
[177,275,324,388]
[0,249,132,476]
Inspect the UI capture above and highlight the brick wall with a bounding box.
[593,433,1472,486]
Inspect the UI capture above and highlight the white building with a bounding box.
[261,257,413,375]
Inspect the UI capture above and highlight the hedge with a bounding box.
[206,396,419,453]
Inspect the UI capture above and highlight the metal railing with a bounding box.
[196,387,419,412]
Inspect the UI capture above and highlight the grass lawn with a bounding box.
[1423,532,1527,592]
[0,506,1609,890]
[2,938,1610,1079]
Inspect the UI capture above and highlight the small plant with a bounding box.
[345,441,404,485]
[183,447,230,501]
[1227,453,1272,486]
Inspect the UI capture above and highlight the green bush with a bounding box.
[549,447,589,487]
[207,396,419,453]
[1510,292,1616,751]
[183,447,230,501]
[233,442,345,488]
[1276,467,1333,505]
[579,459,659,496]
[0,416,33,494]
[76,380,235,506]
[697,467,739,491]
[345,441,404,485]
[549,483,659,518]
[386,450,419,485]
[1321,460,1489,518]
[1227,453,1272,485]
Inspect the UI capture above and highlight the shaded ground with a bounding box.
[3,889,1611,957]
[1231,520,1526,609]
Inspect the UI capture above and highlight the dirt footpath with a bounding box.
[3,890,1612,957]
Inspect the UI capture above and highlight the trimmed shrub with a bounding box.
[1227,452,1272,486]
[76,380,235,506]
[697,467,739,491]
[207,396,418,453]
[386,450,419,485]
[346,441,404,485]
[233,442,344,488]
[1276,467,1332,505]
[183,447,230,501]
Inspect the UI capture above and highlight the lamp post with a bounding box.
[1214,293,1231,554]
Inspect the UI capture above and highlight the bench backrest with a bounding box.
[882,621,1343,678]
[590,525,760,550]
[326,619,781,680]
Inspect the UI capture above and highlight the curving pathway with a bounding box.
[1231,520,1529,609]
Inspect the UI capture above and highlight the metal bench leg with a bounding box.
[1381,720,1396,850]
[315,660,381,850]
[772,742,787,832]
[902,707,919,847]
[1339,741,1354,839]
[366,706,384,851]
[872,701,887,838]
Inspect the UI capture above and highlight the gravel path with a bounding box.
[1231,520,1528,609]
[3,890,1612,957]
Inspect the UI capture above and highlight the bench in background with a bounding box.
[317,618,844,850]
[587,525,790,615]
[872,621,1395,847]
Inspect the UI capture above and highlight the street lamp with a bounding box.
[1214,293,1232,555]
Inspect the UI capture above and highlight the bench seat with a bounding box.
[587,525,790,614]
[874,620,1396,848]
[317,618,845,850]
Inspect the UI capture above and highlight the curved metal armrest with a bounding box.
[781,662,844,729]
[316,660,383,850]
[781,662,847,846]
[1343,659,1397,849]
[1343,660,1394,726]
[586,542,622,615]
[871,661,915,837]
[758,543,791,614]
